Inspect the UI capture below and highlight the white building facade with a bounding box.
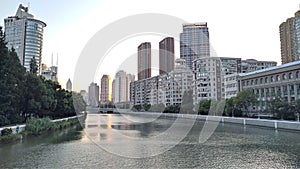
[4,4,46,74]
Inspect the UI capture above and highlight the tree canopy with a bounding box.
[0,27,86,126]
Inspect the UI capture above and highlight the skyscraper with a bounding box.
[180,23,210,70]
[100,74,111,103]
[112,70,127,103]
[88,82,99,107]
[4,4,46,73]
[66,78,72,91]
[280,9,300,64]
[138,42,151,80]
[112,70,135,103]
[159,37,175,75]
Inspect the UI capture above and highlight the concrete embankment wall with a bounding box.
[123,112,300,131]
[0,116,80,136]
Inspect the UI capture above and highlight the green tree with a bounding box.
[0,27,26,125]
[269,93,287,120]
[234,89,257,117]
[29,57,38,74]
[143,103,151,111]
[198,99,211,115]
[163,104,180,113]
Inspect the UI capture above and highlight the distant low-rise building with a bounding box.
[238,60,300,111]
[241,59,277,73]
[41,63,57,82]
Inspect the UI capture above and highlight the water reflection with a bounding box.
[0,114,300,168]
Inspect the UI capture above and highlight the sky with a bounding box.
[1,0,300,91]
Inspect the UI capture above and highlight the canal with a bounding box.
[0,113,300,168]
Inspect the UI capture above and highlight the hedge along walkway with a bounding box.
[0,115,83,136]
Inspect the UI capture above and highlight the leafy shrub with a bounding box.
[26,117,54,135]
[0,134,20,144]
[1,128,12,136]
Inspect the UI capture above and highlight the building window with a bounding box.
[265,77,268,83]
[276,75,280,81]
[255,79,258,85]
[282,74,287,80]
[289,73,293,79]
[260,78,263,84]
[270,76,274,82]
[296,71,300,78]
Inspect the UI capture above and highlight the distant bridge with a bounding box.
[86,106,131,114]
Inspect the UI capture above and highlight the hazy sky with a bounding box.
[1,0,300,91]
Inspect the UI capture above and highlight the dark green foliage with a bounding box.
[143,103,151,111]
[0,27,26,125]
[29,57,38,74]
[1,128,12,136]
[198,99,211,115]
[132,105,142,111]
[25,117,54,135]
[0,133,20,144]
[163,104,181,113]
[268,94,295,120]
[234,89,257,116]
[0,27,86,126]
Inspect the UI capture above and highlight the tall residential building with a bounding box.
[130,59,193,107]
[130,76,159,106]
[88,82,99,107]
[158,59,194,106]
[193,57,242,102]
[138,42,151,80]
[4,4,46,73]
[180,23,210,70]
[280,9,300,64]
[159,37,175,75]
[113,71,127,103]
[100,75,111,103]
[66,78,72,91]
[126,74,135,102]
[112,71,135,104]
